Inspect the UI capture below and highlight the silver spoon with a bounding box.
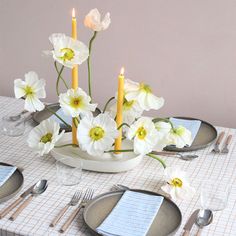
[151,151,198,161]
[195,209,213,236]
[10,179,48,221]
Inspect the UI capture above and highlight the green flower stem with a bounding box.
[105,149,134,153]
[147,153,166,169]
[103,97,115,113]
[55,64,65,96]
[152,117,175,130]
[55,143,79,148]
[54,61,69,89]
[45,106,71,128]
[87,31,98,100]
[117,123,130,130]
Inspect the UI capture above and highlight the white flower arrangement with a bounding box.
[13,8,195,201]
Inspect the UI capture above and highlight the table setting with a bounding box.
[0,6,235,236]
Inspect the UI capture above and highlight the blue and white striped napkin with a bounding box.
[0,165,17,187]
[170,118,201,146]
[96,191,164,236]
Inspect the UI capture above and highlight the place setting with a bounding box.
[0,3,235,236]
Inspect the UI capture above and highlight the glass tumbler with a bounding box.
[0,114,25,136]
[200,180,230,211]
[56,158,83,186]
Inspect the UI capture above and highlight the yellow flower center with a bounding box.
[60,48,75,61]
[173,126,185,136]
[123,98,134,110]
[40,133,53,144]
[24,86,34,96]
[136,126,147,140]
[89,126,105,141]
[70,97,83,109]
[171,178,183,188]
[140,83,152,93]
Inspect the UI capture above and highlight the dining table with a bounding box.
[0,95,235,236]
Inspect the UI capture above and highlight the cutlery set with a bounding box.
[0,180,94,234]
[51,188,94,233]
[211,132,232,154]
[0,180,48,220]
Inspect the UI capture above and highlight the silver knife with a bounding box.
[182,209,200,236]
[0,183,35,219]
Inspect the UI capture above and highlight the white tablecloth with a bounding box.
[0,96,235,236]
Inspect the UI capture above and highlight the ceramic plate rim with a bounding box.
[0,162,24,203]
[83,189,182,236]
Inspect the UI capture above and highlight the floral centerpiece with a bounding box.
[13,9,195,200]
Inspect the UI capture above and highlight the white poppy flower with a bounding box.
[14,71,46,112]
[27,119,64,156]
[48,33,89,68]
[77,113,118,156]
[84,8,111,31]
[161,166,195,201]
[127,117,159,155]
[167,126,192,148]
[124,79,164,111]
[59,88,97,118]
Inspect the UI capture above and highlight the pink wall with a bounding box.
[0,0,236,127]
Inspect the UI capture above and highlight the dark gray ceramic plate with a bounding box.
[83,190,182,236]
[164,117,217,152]
[0,163,24,203]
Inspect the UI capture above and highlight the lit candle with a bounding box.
[114,67,125,153]
[72,8,78,144]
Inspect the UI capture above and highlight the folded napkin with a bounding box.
[170,118,201,146]
[50,108,72,126]
[96,191,164,236]
[0,165,17,187]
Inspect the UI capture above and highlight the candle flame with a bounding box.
[72,8,75,18]
[120,67,125,76]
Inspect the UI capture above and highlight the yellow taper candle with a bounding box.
[114,67,125,153]
[72,8,78,144]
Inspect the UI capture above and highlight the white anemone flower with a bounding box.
[161,166,195,201]
[48,33,89,68]
[59,88,97,118]
[127,117,159,155]
[14,71,46,112]
[124,79,164,111]
[167,126,192,148]
[77,113,118,156]
[84,8,111,31]
[27,119,64,156]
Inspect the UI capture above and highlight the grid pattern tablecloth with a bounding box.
[0,96,235,236]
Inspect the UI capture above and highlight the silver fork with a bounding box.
[221,135,232,154]
[60,189,94,233]
[211,131,225,153]
[50,190,82,227]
